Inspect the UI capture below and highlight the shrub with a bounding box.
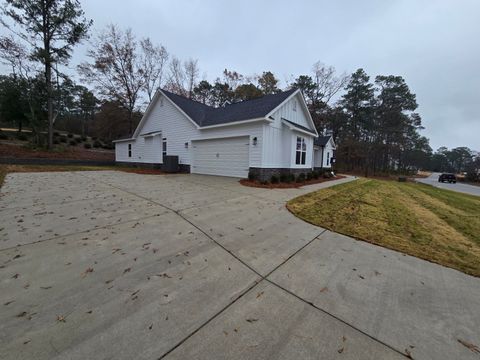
[279,173,288,183]
[69,139,76,146]
[92,136,98,141]
[323,171,333,178]
[286,173,295,183]
[306,172,313,181]
[81,136,87,142]
[270,174,279,184]
[248,170,257,181]
[17,133,28,141]
[67,133,73,138]
[296,173,306,183]
[93,140,102,148]
[260,180,269,185]
[0,131,8,140]
[53,139,60,145]
[84,143,92,149]
[53,131,60,137]
[59,135,67,143]
[312,171,319,179]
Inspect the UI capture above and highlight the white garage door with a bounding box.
[192,136,250,178]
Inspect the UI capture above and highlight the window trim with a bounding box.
[326,151,330,166]
[295,136,306,165]
[162,138,167,162]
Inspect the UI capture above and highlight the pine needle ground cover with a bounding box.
[287,178,480,276]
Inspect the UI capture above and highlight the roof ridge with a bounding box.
[161,87,297,109]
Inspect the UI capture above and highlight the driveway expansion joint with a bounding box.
[82,174,411,359]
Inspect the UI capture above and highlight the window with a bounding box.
[295,136,306,165]
[128,143,132,158]
[292,100,297,112]
[162,138,167,162]
[326,152,330,166]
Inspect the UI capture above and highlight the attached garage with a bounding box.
[191,136,250,178]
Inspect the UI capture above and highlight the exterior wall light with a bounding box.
[252,137,258,146]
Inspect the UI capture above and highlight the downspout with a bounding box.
[321,145,325,169]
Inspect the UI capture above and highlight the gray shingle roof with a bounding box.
[161,88,298,127]
[314,136,332,146]
[282,118,317,135]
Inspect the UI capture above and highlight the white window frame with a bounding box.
[162,138,167,162]
[295,136,306,165]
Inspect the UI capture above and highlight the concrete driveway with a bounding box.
[417,172,480,196]
[1,172,479,360]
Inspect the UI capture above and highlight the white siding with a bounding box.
[313,139,335,168]
[261,92,316,169]
[269,93,311,129]
[115,93,264,168]
[139,94,197,164]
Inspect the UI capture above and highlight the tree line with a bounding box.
[0,0,478,180]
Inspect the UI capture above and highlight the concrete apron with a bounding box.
[1,171,479,360]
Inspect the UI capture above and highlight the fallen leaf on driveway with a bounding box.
[337,347,344,354]
[56,315,66,323]
[246,318,258,323]
[320,287,329,293]
[256,291,264,299]
[458,339,480,354]
[123,267,131,274]
[81,267,94,277]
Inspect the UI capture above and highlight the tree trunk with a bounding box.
[128,108,133,136]
[46,63,53,149]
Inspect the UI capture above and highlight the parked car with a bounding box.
[438,173,457,183]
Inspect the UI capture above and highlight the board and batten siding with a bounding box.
[313,139,334,168]
[262,93,315,168]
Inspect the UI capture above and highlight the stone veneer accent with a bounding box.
[116,162,190,173]
[248,167,316,182]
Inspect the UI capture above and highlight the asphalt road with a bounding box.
[416,172,480,196]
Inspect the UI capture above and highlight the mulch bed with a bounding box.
[120,168,166,175]
[239,175,346,189]
[0,143,114,161]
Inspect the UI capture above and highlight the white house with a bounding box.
[114,88,335,180]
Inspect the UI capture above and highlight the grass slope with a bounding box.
[287,178,480,276]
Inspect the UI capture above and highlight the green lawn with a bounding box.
[287,178,480,276]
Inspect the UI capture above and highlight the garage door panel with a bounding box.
[192,137,250,178]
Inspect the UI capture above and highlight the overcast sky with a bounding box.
[3,0,480,150]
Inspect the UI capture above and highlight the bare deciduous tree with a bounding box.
[165,56,187,96]
[140,38,168,102]
[312,61,350,105]
[79,24,145,135]
[184,58,199,99]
